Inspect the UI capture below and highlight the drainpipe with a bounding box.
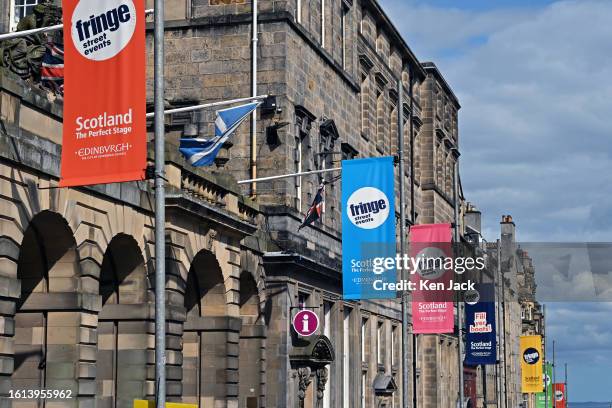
[454,153,464,408]
[251,0,258,197]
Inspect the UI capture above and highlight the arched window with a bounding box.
[182,251,228,408]
[96,235,147,408]
[13,211,79,406]
[238,272,264,408]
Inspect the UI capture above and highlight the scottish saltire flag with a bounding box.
[298,183,325,231]
[179,101,260,167]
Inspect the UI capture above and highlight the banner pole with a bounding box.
[153,0,166,405]
[497,239,508,408]
[545,361,548,408]
[408,67,418,408]
[493,240,501,408]
[553,340,556,399]
[564,362,567,406]
[454,157,465,408]
[397,79,409,408]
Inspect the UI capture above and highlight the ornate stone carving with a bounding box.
[315,367,328,407]
[205,229,217,252]
[297,366,312,407]
[0,0,63,93]
[311,338,333,361]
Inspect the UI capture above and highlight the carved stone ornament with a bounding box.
[0,0,64,94]
[297,366,312,405]
[311,338,333,361]
[205,229,217,252]
[315,367,328,407]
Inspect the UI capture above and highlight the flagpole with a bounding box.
[153,0,166,406]
[145,95,268,118]
[0,9,154,41]
[237,167,341,184]
[397,79,410,408]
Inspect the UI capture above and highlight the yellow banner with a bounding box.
[520,335,544,393]
[134,400,196,408]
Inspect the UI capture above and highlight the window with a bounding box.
[323,302,332,408]
[361,372,367,408]
[299,292,310,309]
[360,72,370,137]
[361,317,368,362]
[321,0,326,47]
[295,107,316,212]
[526,306,532,321]
[12,0,39,30]
[359,14,364,35]
[319,119,338,225]
[324,301,332,337]
[434,142,442,187]
[343,307,352,408]
[446,154,453,197]
[403,114,410,169]
[296,0,301,23]
[294,129,302,211]
[375,88,382,146]
[390,102,398,156]
[341,6,348,69]
[391,325,397,366]
[341,142,358,161]
[377,321,384,365]
[375,87,386,151]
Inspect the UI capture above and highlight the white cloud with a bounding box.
[380,0,531,59]
[402,0,612,242]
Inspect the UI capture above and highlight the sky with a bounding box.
[378,0,612,402]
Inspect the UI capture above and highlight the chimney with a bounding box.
[500,214,516,243]
[464,203,481,243]
[500,214,518,294]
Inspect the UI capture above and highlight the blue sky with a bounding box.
[379,0,612,402]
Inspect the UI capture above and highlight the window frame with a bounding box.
[11,0,39,31]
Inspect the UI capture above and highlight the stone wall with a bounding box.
[0,73,264,408]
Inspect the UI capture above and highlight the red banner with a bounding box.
[60,0,146,187]
[554,383,566,408]
[410,223,454,334]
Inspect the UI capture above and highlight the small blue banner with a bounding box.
[342,157,396,300]
[465,283,497,365]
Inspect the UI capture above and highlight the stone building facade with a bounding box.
[0,0,510,408]
[480,215,544,408]
[516,224,545,408]
[0,71,267,408]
